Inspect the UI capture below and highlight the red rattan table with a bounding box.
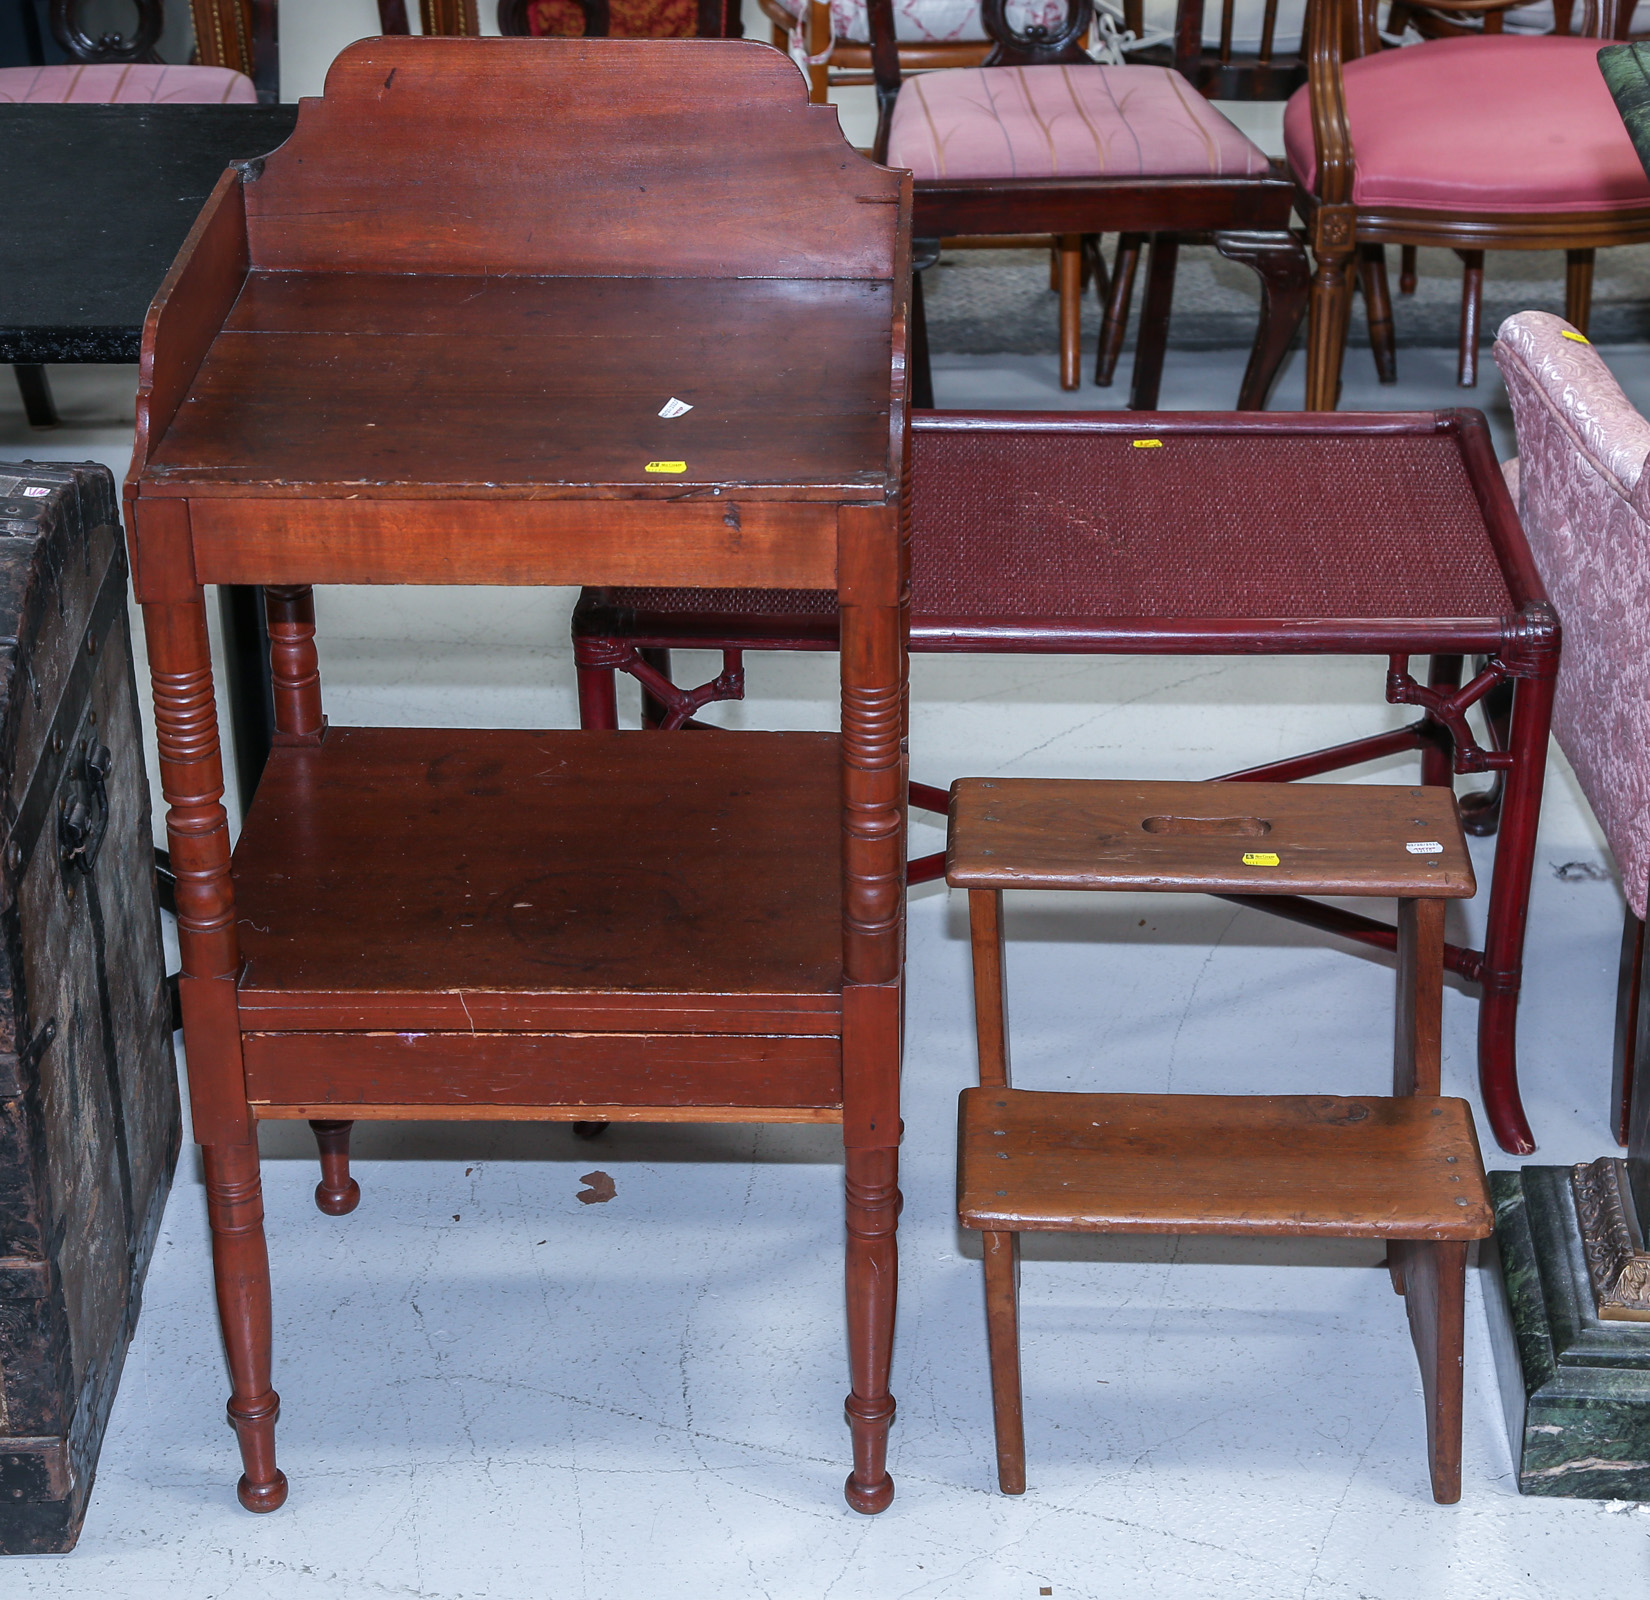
[572,409,1559,1155]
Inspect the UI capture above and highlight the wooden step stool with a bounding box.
[947,778,1495,1503]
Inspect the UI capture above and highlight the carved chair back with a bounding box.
[50,0,165,61]
[190,0,277,95]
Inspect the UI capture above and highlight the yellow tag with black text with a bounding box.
[645,461,687,474]
[1242,851,1280,867]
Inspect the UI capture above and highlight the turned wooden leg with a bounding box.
[1455,249,1484,388]
[1399,243,1418,295]
[1390,1237,1468,1503]
[1304,226,1355,411]
[982,1229,1026,1494]
[1565,247,1595,337]
[204,1142,287,1512]
[844,1143,899,1513]
[1058,234,1084,391]
[1212,228,1311,411]
[1095,233,1143,388]
[1129,235,1178,411]
[1358,242,1397,384]
[13,363,58,427]
[309,1119,360,1215]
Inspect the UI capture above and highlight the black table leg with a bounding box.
[13,365,58,427]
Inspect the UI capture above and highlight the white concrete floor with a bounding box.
[6,327,1650,1593]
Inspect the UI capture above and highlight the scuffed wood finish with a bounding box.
[232,729,844,1001]
[957,1090,1492,1237]
[1396,896,1446,1097]
[126,37,909,1516]
[947,778,1476,898]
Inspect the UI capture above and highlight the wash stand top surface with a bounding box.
[127,35,910,584]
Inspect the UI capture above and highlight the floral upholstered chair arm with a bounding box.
[1494,308,1650,916]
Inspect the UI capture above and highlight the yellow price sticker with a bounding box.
[1132,439,1164,449]
[645,461,687,474]
[1242,851,1280,867]
[1561,330,1590,344]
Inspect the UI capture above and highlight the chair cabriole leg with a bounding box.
[981,1228,1026,1494]
[1212,229,1311,411]
[309,1119,361,1215]
[1095,234,1143,388]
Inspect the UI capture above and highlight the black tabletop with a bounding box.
[0,103,300,363]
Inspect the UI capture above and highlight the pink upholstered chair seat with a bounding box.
[1494,311,1650,916]
[0,64,258,105]
[1284,36,1650,215]
[888,63,1271,181]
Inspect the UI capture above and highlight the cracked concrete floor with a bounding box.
[5,350,1650,1596]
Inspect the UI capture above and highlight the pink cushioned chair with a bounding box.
[871,0,1309,405]
[1287,0,1650,409]
[1494,309,1650,1144]
[0,63,258,103]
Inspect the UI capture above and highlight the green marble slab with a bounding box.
[1484,1167,1650,1497]
[1599,43,1650,186]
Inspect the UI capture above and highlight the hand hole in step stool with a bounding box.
[1140,814,1271,836]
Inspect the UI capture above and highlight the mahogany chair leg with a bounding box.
[1399,244,1418,295]
[843,1142,899,1513]
[1565,247,1595,337]
[1213,228,1311,411]
[981,1228,1026,1494]
[13,363,58,427]
[1455,248,1484,387]
[203,1142,287,1512]
[1129,234,1179,411]
[910,263,935,410]
[1058,234,1084,391]
[1303,231,1355,411]
[1095,233,1143,388]
[1082,233,1108,302]
[309,1119,361,1215]
[1613,907,1644,1148]
[1358,242,1398,384]
[1390,1237,1468,1504]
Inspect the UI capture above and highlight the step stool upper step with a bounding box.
[946,779,1476,897]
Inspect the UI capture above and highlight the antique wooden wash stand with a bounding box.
[125,37,910,1513]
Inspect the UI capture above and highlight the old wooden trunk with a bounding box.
[0,461,178,1554]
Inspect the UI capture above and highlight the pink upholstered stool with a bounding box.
[0,64,257,104]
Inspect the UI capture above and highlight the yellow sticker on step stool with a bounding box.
[1561,331,1591,344]
[1132,439,1164,449]
[1242,851,1281,866]
[645,461,687,474]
